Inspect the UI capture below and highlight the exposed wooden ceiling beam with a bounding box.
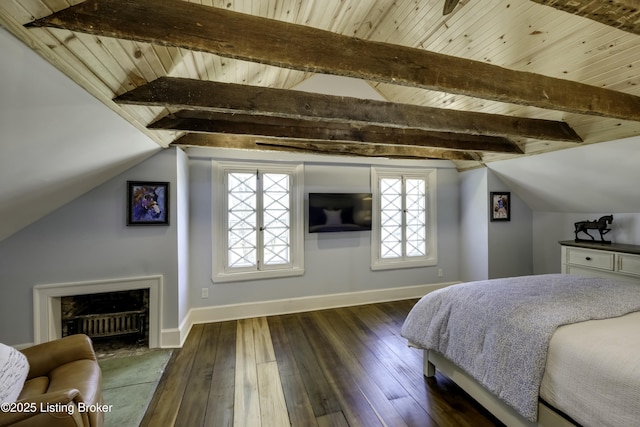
[28,0,640,122]
[117,77,582,143]
[531,0,640,35]
[151,110,523,154]
[172,134,479,161]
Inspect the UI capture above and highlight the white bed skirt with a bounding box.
[423,350,576,427]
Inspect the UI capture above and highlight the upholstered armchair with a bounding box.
[0,334,104,427]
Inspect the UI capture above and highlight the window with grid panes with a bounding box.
[371,167,437,270]
[212,161,304,282]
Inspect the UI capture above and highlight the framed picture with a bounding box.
[490,191,510,222]
[127,181,169,225]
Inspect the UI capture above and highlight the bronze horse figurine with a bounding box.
[574,215,613,242]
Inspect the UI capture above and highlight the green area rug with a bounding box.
[98,349,172,427]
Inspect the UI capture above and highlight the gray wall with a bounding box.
[0,149,185,345]
[533,212,640,274]
[188,152,461,310]
[487,170,533,279]
[488,135,640,275]
[0,27,160,242]
[0,147,461,345]
[459,168,533,282]
[488,136,640,213]
[459,168,489,282]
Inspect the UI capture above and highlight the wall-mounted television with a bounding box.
[308,193,372,233]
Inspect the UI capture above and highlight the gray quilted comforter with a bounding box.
[400,274,640,422]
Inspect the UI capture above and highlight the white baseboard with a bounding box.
[170,281,457,348]
[160,328,183,348]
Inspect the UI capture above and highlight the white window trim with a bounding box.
[370,167,437,270]
[212,160,304,283]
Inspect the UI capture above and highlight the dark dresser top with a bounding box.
[559,240,640,256]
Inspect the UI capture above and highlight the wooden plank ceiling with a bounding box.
[1,0,640,170]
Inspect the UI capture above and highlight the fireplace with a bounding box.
[61,289,149,344]
[33,276,162,348]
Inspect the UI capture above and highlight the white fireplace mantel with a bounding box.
[33,275,162,348]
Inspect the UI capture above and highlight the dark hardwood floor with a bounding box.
[140,299,503,426]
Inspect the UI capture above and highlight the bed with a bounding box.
[401,274,640,427]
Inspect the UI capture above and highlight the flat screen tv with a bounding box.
[308,193,372,233]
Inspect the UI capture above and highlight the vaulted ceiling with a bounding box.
[1,0,640,170]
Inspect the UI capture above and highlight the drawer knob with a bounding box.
[585,257,592,261]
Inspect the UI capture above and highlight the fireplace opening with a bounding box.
[61,289,150,356]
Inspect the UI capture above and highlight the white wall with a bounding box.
[187,150,461,311]
[176,149,190,325]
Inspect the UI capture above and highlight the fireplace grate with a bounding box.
[67,310,146,340]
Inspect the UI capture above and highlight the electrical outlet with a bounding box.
[438,268,444,277]
[201,288,209,298]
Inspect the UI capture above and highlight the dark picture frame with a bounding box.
[490,191,510,222]
[127,181,169,226]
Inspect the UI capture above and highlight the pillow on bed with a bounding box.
[0,343,29,403]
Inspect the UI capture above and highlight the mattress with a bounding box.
[540,311,640,427]
[400,274,640,422]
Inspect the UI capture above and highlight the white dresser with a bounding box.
[560,240,640,284]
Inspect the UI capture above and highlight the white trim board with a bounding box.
[33,275,163,348]
[176,281,456,347]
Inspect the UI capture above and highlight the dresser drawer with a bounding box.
[565,247,614,270]
[618,253,640,277]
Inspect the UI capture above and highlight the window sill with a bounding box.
[371,258,437,271]
[212,267,305,283]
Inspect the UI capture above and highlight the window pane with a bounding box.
[405,178,426,257]
[371,167,436,271]
[263,173,291,265]
[228,173,257,267]
[380,178,403,259]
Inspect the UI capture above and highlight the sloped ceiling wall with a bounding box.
[488,135,640,213]
[0,28,161,242]
[292,74,387,101]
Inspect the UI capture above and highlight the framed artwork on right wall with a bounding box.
[490,191,510,222]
